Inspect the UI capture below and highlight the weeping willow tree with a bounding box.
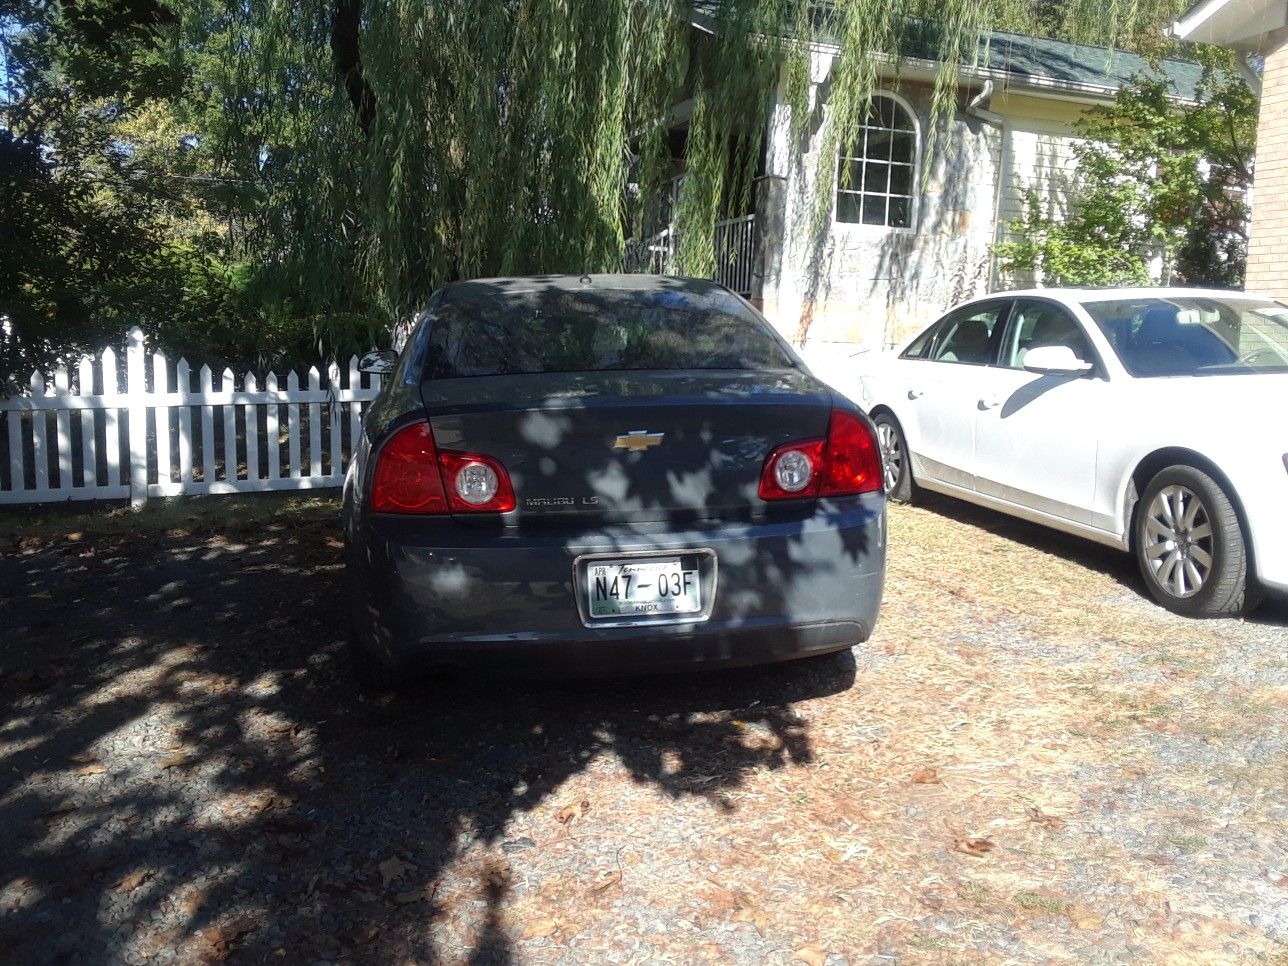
[180,0,1168,350]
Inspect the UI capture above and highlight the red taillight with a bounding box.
[371,424,515,514]
[758,409,882,501]
[371,424,449,514]
[819,409,882,496]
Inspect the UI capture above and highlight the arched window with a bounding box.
[835,94,918,228]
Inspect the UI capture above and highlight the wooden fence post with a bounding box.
[126,326,149,508]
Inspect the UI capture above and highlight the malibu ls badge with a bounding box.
[613,430,664,452]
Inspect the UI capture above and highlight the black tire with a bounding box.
[873,411,916,504]
[347,634,408,694]
[1133,465,1262,618]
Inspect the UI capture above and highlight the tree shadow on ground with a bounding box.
[0,513,854,963]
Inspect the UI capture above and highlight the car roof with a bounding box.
[959,287,1276,308]
[441,274,729,298]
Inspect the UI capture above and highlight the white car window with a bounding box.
[1000,302,1094,370]
[911,304,1006,366]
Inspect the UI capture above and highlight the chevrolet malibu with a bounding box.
[860,288,1288,618]
[342,275,886,687]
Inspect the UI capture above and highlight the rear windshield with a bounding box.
[422,283,796,378]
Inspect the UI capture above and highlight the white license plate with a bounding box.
[586,557,701,620]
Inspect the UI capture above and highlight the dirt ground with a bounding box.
[1,493,1286,965]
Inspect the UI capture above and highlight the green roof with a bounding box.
[690,5,1204,101]
[966,30,1203,100]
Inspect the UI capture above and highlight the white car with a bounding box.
[859,288,1288,617]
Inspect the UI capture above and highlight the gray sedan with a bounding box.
[342,275,885,686]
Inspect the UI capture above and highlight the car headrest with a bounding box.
[1029,311,1079,348]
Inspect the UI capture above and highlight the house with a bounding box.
[1170,0,1288,301]
[640,22,1203,375]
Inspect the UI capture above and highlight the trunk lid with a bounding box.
[420,369,832,523]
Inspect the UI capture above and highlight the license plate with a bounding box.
[585,557,701,620]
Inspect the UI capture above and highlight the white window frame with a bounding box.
[832,90,921,235]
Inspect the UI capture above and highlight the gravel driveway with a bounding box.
[1,494,1285,964]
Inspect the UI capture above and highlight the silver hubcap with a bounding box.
[877,423,902,492]
[1143,485,1214,599]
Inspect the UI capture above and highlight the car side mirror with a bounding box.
[358,349,399,375]
[1023,345,1094,376]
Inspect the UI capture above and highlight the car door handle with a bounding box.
[978,397,1001,410]
[907,389,924,400]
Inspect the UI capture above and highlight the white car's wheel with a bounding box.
[1134,465,1260,618]
[873,412,915,504]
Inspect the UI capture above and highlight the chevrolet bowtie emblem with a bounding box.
[613,430,665,452]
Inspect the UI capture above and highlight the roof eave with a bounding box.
[1169,0,1288,49]
[815,44,1172,106]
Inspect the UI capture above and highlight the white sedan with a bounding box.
[858,288,1288,617]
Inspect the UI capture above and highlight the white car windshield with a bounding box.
[1081,296,1288,377]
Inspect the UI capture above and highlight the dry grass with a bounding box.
[0,492,339,545]
[489,499,1287,961]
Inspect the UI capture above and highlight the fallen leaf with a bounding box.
[1270,873,1288,889]
[158,752,194,770]
[521,918,559,939]
[178,889,206,918]
[729,891,769,936]
[911,767,941,784]
[590,870,622,893]
[1069,904,1104,930]
[77,763,108,776]
[954,837,997,858]
[378,855,414,887]
[117,869,155,893]
[394,882,436,905]
[325,537,344,550]
[556,799,590,826]
[793,943,828,966]
[1026,806,1066,831]
[199,916,256,960]
[1139,853,1174,867]
[486,859,512,887]
[918,892,944,910]
[340,924,379,946]
[65,532,84,542]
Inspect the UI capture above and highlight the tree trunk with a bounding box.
[330,0,376,136]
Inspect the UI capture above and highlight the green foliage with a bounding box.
[3,0,1177,383]
[995,52,1256,289]
[995,189,1153,287]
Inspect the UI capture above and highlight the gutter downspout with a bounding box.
[966,80,1010,292]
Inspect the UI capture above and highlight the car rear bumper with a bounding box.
[346,497,886,675]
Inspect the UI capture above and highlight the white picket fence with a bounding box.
[0,327,382,507]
